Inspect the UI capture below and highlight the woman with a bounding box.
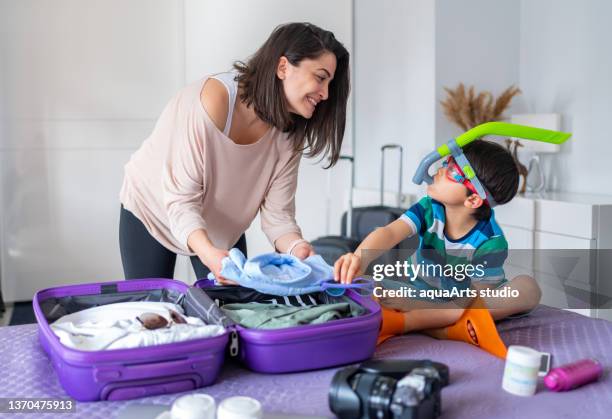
[119,22,350,283]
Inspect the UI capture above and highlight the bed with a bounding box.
[0,305,610,418]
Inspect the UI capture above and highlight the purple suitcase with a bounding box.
[34,278,380,401]
[195,279,381,373]
[33,279,228,402]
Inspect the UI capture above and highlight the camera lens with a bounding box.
[367,376,397,419]
[329,367,362,418]
[349,372,397,419]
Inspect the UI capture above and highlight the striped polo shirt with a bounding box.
[399,196,508,291]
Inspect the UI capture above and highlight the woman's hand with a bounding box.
[188,229,237,285]
[199,246,237,285]
[291,242,315,260]
[334,252,363,284]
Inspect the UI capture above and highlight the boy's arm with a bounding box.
[334,219,415,283]
[355,219,415,266]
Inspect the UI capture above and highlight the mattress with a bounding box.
[0,305,610,418]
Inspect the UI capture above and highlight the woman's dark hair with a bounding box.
[234,22,350,167]
[463,140,519,221]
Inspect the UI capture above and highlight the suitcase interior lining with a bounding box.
[40,285,370,326]
[39,288,186,323]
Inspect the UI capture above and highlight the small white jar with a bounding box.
[502,345,541,396]
[218,396,263,419]
[170,394,216,419]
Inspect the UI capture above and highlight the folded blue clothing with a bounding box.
[207,249,336,296]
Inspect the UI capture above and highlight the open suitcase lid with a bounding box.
[33,279,232,360]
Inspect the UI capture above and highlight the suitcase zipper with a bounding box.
[229,329,239,357]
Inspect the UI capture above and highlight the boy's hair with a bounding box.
[462,140,519,221]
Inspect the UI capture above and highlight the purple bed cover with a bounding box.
[0,305,610,419]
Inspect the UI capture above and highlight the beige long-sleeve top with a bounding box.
[120,76,302,256]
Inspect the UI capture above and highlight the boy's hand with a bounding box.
[332,220,414,284]
[334,252,363,284]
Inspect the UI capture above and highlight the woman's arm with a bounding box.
[260,151,306,255]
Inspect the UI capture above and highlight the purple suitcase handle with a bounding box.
[93,352,215,382]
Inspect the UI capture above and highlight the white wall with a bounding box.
[354,0,436,196]
[0,0,353,300]
[0,0,186,301]
[353,0,519,195]
[519,0,612,195]
[434,0,610,196]
[435,0,521,146]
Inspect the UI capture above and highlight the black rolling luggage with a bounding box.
[340,144,418,251]
[311,156,360,265]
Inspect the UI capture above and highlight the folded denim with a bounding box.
[207,249,335,296]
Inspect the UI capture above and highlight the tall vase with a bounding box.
[526,155,546,193]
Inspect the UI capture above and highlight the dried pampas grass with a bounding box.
[441,84,521,130]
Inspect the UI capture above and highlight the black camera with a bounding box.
[329,359,449,419]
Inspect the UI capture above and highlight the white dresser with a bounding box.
[495,192,612,320]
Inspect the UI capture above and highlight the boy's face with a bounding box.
[427,159,485,210]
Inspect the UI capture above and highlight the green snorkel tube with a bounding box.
[412,122,572,206]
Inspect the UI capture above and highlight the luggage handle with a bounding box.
[380,144,403,207]
[339,155,355,238]
[95,353,214,381]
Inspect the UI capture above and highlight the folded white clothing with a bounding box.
[50,301,225,351]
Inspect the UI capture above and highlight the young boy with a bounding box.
[334,140,541,358]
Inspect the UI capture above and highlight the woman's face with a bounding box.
[277,51,337,119]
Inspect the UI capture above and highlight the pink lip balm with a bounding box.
[544,359,603,392]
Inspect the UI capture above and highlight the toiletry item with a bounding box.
[544,359,603,392]
[169,394,216,419]
[117,404,168,419]
[502,345,541,396]
[218,396,263,419]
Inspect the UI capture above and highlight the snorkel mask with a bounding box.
[412,122,572,207]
